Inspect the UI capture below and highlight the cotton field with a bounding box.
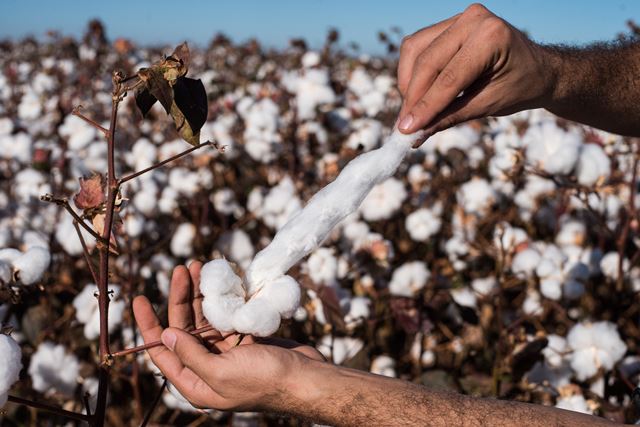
[1,23,639,425]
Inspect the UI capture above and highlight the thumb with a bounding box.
[161,327,219,377]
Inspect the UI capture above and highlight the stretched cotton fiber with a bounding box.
[201,129,424,336]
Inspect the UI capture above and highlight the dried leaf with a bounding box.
[73,174,105,210]
[135,87,157,118]
[170,42,190,75]
[138,67,173,114]
[317,285,346,331]
[171,77,207,145]
[92,213,119,254]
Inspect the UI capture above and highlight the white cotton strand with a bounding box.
[201,130,424,336]
[245,129,423,293]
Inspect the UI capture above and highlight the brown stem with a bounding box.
[72,220,99,285]
[7,395,91,423]
[139,379,167,427]
[92,70,124,427]
[72,106,109,137]
[110,325,220,358]
[118,140,220,185]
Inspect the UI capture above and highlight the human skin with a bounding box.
[134,263,618,426]
[396,3,640,144]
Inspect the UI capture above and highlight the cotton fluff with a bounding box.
[450,287,477,308]
[345,119,383,151]
[28,341,79,396]
[199,260,300,336]
[170,223,196,257]
[250,177,302,230]
[575,143,610,186]
[389,261,430,297]
[370,355,396,377]
[56,214,96,256]
[600,252,629,281]
[306,247,338,285]
[58,114,98,151]
[567,321,627,381]
[73,284,126,340]
[524,122,582,175]
[317,335,364,365]
[344,296,371,329]
[201,130,423,336]
[282,68,335,120]
[405,206,442,242]
[241,98,282,162]
[360,177,407,222]
[511,248,541,278]
[456,178,496,216]
[11,247,50,285]
[0,334,22,408]
[215,230,255,269]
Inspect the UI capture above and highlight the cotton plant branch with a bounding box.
[139,378,167,427]
[110,325,220,358]
[71,106,109,137]
[72,219,100,285]
[6,394,92,423]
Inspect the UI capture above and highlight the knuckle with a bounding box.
[400,35,415,54]
[415,51,430,67]
[414,98,429,112]
[482,17,510,42]
[438,68,457,88]
[464,3,489,17]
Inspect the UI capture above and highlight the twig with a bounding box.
[72,220,99,285]
[40,194,116,251]
[7,395,91,423]
[139,379,167,427]
[110,324,220,358]
[118,140,220,185]
[72,106,109,137]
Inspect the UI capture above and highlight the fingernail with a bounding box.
[162,330,177,351]
[398,114,414,131]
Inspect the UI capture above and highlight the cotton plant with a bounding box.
[73,284,126,341]
[0,334,22,408]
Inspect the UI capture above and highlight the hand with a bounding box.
[133,261,325,411]
[397,3,555,143]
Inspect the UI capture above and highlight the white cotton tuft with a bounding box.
[360,177,407,222]
[306,247,338,286]
[524,122,582,175]
[253,275,301,319]
[567,321,627,381]
[0,334,22,407]
[73,284,125,340]
[457,177,496,216]
[12,247,50,285]
[370,355,396,378]
[511,248,541,278]
[600,252,628,281]
[200,259,246,332]
[317,335,364,365]
[451,287,477,308]
[231,298,281,337]
[575,143,610,186]
[28,341,79,396]
[170,223,196,257]
[405,207,442,241]
[389,261,430,297]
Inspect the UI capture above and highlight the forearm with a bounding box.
[279,359,617,426]
[542,40,640,136]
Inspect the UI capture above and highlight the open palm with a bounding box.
[133,261,324,411]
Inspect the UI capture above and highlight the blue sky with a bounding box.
[1,1,638,54]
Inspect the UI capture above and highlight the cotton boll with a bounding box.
[168,167,201,197]
[524,122,582,175]
[421,350,436,368]
[306,247,338,286]
[13,247,50,285]
[301,51,320,68]
[493,222,528,253]
[317,335,364,365]
[254,275,301,318]
[555,394,592,415]
[542,335,568,368]
[360,177,406,222]
[600,252,628,281]
[428,124,480,155]
[450,287,477,308]
[457,177,496,216]
[567,321,627,381]
[575,143,610,186]
[389,261,430,297]
[555,220,587,247]
[405,207,442,242]
[58,114,97,150]
[344,296,371,329]
[345,119,383,151]
[370,355,396,378]
[170,223,196,257]
[14,168,51,203]
[73,284,126,340]
[215,230,255,269]
[0,334,22,406]
[232,299,281,336]
[56,215,96,256]
[28,341,79,396]
[471,277,496,297]
[0,261,12,284]
[212,188,242,216]
[511,248,541,278]
[0,249,21,264]
[200,260,246,332]
[523,290,543,315]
